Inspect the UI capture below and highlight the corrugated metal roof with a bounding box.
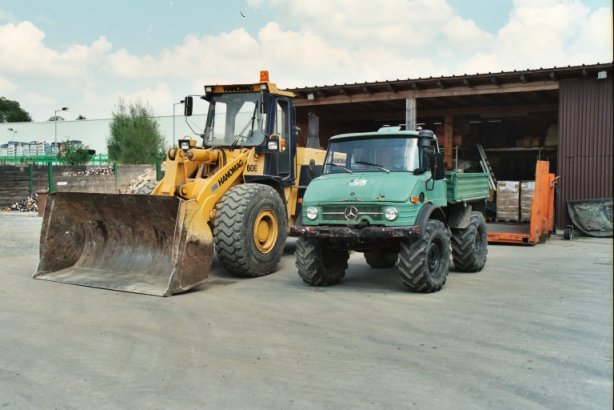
[288,62,613,99]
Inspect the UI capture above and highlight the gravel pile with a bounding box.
[125,168,157,194]
[70,167,114,176]
[2,193,39,212]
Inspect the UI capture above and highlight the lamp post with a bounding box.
[54,107,69,153]
[173,100,185,147]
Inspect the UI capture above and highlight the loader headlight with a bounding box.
[306,207,319,220]
[180,141,190,151]
[384,207,398,221]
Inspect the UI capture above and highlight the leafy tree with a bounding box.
[107,99,165,164]
[60,140,94,165]
[0,97,32,122]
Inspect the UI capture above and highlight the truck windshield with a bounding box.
[203,92,266,147]
[323,137,420,174]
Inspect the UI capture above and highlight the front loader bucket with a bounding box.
[34,192,213,296]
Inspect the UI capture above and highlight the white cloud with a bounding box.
[0,75,17,95]
[115,83,174,117]
[0,21,112,78]
[0,10,14,21]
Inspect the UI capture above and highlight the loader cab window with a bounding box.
[203,93,266,147]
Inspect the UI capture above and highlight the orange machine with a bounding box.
[488,161,558,245]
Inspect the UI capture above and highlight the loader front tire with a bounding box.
[451,211,488,272]
[398,219,450,293]
[213,184,287,277]
[295,238,349,286]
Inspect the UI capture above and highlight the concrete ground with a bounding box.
[0,212,612,409]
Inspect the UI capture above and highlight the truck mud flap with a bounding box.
[34,192,213,296]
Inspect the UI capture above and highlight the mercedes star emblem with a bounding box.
[344,206,359,220]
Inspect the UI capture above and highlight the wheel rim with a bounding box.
[253,209,278,254]
[427,241,441,273]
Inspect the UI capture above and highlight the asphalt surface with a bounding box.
[0,212,612,409]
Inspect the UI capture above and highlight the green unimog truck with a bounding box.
[290,127,491,293]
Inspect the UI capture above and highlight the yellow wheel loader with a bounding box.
[34,73,326,296]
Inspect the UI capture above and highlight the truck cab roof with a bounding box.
[329,128,424,142]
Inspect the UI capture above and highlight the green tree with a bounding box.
[107,99,165,164]
[60,140,94,165]
[0,97,32,122]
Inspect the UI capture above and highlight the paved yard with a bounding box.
[0,212,612,409]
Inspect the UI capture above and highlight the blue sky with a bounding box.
[0,0,612,121]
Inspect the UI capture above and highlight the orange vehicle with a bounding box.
[487,160,558,245]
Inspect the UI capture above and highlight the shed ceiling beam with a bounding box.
[417,102,558,117]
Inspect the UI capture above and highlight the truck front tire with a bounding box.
[295,238,349,286]
[398,219,450,293]
[451,211,488,272]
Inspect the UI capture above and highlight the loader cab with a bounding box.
[195,82,296,183]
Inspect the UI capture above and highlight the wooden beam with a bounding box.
[444,115,453,170]
[405,98,416,131]
[293,81,559,107]
[418,102,558,117]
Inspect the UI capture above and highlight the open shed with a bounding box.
[289,63,613,229]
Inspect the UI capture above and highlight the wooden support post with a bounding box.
[444,115,453,170]
[405,98,416,131]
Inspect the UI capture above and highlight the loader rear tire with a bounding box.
[213,183,287,277]
[364,250,398,268]
[451,211,488,272]
[398,219,450,293]
[295,238,349,286]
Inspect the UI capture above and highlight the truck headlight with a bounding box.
[384,207,398,221]
[306,207,319,220]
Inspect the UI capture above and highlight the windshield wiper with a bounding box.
[231,103,258,150]
[325,162,353,173]
[354,161,390,173]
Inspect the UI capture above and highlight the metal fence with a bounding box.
[0,154,110,166]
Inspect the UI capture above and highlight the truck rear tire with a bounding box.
[295,238,349,286]
[451,211,488,272]
[213,183,287,277]
[364,251,398,268]
[398,219,450,293]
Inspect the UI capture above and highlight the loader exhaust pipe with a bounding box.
[34,192,213,296]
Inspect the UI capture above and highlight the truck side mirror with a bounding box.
[429,152,445,180]
[184,96,193,116]
[308,159,317,178]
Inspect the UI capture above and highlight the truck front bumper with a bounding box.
[290,225,421,242]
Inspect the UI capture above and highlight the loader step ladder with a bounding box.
[477,144,497,191]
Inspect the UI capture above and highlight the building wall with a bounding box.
[558,76,613,227]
